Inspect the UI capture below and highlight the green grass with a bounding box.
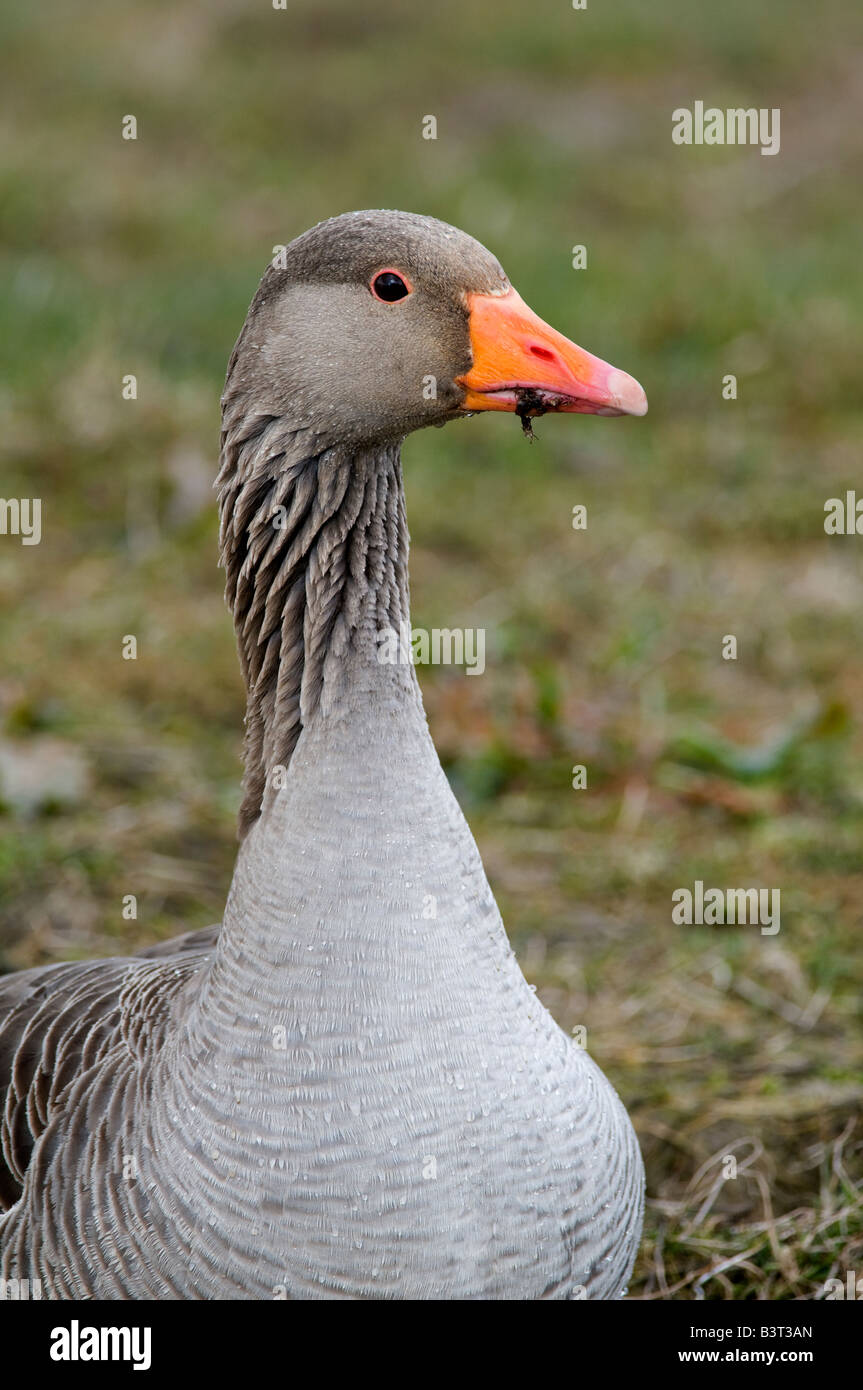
[1,0,862,1298]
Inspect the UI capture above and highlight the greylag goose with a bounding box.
[0,210,647,1300]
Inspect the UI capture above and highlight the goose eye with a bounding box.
[371,270,411,303]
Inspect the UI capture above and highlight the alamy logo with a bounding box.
[672,881,780,935]
[824,492,863,535]
[0,497,41,545]
[824,1271,862,1299]
[0,1277,42,1299]
[672,102,780,156]
[50,1320,151,1371]
[377,621,486,675]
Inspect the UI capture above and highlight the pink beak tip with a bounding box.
[606,368,648,417]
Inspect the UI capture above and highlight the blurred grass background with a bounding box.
[1,0,862,1298]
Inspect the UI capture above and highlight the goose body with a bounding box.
[0,211,646,1299]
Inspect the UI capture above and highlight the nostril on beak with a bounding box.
[528,343,557,364]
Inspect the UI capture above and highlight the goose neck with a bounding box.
[217,419,417,837]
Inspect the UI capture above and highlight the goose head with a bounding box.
[224,209,647,448]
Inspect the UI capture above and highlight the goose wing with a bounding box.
[0,925,219,1211]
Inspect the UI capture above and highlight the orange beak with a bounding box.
[456,288,647,419]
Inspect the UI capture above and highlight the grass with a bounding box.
[1,0,862,1298]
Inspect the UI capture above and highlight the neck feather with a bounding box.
[217,412,412,838]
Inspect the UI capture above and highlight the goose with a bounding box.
[0,210,647,1300]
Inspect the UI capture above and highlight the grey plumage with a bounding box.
[0,211,645,1298]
